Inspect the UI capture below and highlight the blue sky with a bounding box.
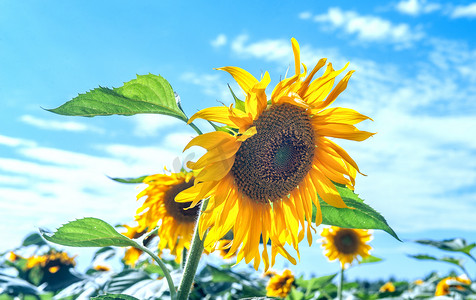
[1,0,476,280]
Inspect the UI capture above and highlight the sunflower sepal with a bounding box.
[227,83,246,112]
[108,175,150,184]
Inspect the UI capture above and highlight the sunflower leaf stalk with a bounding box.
[176,199,209,300]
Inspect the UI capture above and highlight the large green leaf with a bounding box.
[40,217,135,247]
[48,74,187,121]
[313,184,400,241]
[413,238,476,256]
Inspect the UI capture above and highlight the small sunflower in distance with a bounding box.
[379,281,396,293]
[321,226,372,268]
[435,276,471,296]
[177,38,373,270]
[26,250,76,274]
[134,170,199,262]
[266,269,295,298]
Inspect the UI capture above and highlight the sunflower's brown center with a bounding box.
[164,179,200,223]
[231,103,315,203]
[333,229,359,254]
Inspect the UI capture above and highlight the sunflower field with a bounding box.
[1,36,475,300]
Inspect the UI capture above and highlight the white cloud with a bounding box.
[20,115,104,133]
[130,114,182,137]
[0,130,200,250]
[180,71,237,101]
[396,0,441,16]
[451,3,476,18]
[298,11,312,20]
[308,8,424,48]
[0,134,37,147]
[211,34,227,47]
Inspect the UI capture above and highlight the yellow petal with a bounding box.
[196,156,235,182]
[184,131,235,151]
[291,37,301,76]
[217,66,259,94]
[315,123,375,141]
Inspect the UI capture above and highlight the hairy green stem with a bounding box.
[134,242,176,300]
[176,199,209,300]
[189,122,203,135]
[181,248,188,270]
[338,267,344,300]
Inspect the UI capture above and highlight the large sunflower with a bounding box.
[176,38,373,270]
[132,170,199,262]
[321,226,372,268]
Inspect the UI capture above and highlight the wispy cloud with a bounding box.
[0,131,197,249]
[129,114,182,137]
[211,34,227,48]
[20,115,104,133]
[301,8,424,48]
[451,2,476,18]
[395,0,441,16]
[180,71,238,102]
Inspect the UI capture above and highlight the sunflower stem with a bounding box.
[181,248,187,270]
[176,199,209,300]
[188,122,203,135]
[133,241,176,300]
[338,267,344,300]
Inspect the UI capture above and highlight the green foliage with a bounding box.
[414,238,476,256]
[40,218,135,248]
[47,74,187,121]
[312,183,400,241]
[92,295,140,300]
[295,273,337,296]
[22,233,47,247]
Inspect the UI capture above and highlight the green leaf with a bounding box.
[48,74,187,121]
[313,184,400,241]
[108,175,149,184]
[296,274,337,294]
[40,217,135,248]
[287,288,305,300]
[413,238,476,256]
[22,233,47,247]
[92,295,140,300]
[408,254,465,269]
[359,255,383,264]
[105,270,151,294]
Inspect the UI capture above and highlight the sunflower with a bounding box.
[379,281,396,293]
[26,250,76,274]
[132,170,199,262]
[266,269,295,298]
[176,38,373,270]
[321,226,372,268]
[435,276,471,296]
